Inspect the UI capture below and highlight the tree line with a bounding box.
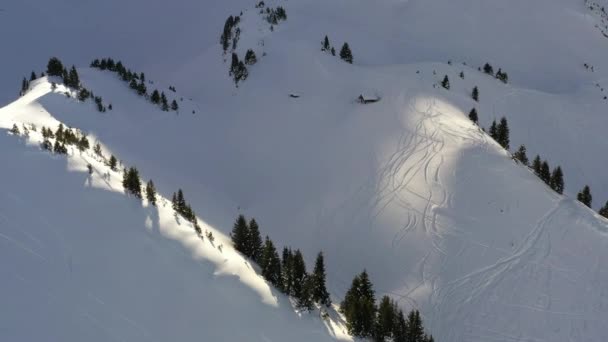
[321,35,353,64]
[90,57,179,112]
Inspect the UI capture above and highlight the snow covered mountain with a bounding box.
[2,0,608,341]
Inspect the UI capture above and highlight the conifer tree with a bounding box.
[312,251,331,307]
[10,124,20,135]
[441,75,450,90]
[393,309,408,342]
[231,214,250,254]
[47,57,64,77]
[151,90,161,104]
[513,145,529,165]
[30,71,37,81]
[230,53,239,76]
[20,77,28,95]
[375,296,397,342]
[577,185,592,208]
[468,108,478,124]
[160,92,169,111]
[489,120,498,140]
[331,47,336,56]
[599,201,608,218]
[497,117,510,149]
[94,143,103,157]
[260,236,283,289]
[341,270,376,338]
[297,275,315,311]
[146,180,157,206]
[221,16,235,52]
[322,35,331,51]
[540,160,551,185]
[532,155,542,176]
[339,43,353,64]
[53,140,67,154]
[171,100,179,111]
[244,49,257,65]
[292,250,308,299]
[176,189,186,213]
[123,167,142,198]
[67,66,80,89]
[77,135,90,152]
[282,247,294,295]
[472,86,479,101]
[109,155,118,171]
[247,218,263,262]
[406,310,426,342]
[483,63,494,75]
[549,166,564,194]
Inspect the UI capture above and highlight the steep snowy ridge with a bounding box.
[3,0,608,341]
[0,80,351,342]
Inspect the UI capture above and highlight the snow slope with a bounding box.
[3,0,608,341]
[0,82,350,342]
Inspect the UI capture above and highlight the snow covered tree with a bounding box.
[549,166,564,194]
[9,124,20,135]
[340,43,353,64]
[146,180,157,206]
[231,214,250,254]
[577,185,592,208]
[53,140,67,154]
[247,218,263,263]
[441,75,450,90]
[244,49,257,65]
[109,155,118,171]
[472,86,479,102]
[468,108,478,124]
[47,57,64,77]
[94,142,103,157]
[77,135,90,152]
[513,145,529,165]
[312,251,331,307]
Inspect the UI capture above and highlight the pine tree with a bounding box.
[472,86,479,102]
[540,160,551,185]
[489,120,498,140]
[260,236,282,289]
[459,71,465,79]
[77,88,90,101]
[406,310,425,342]
[151,90,161,104]
[21,77,28,95]
[375,296,397,342]
[244,49,257,65]
[247,218,263,262]
[30,71,37,81]
[468,108,478,124]
[322,35,331,51]
[292,250,308,299]
[281,247,294,295]
[497,117,510,150]
[312,251,331,307]
[339,43,353,64]
[513,145,529,165]
[231,214,250,254]
[483,63,494,75]
[47,57,64,77]
[331,47,336,56]
[53,140,67,154]
[549,166,564,194]
[67,66,80,89]
[441,75,450,90]
[176,189,186,213]
[297,274,315,311]
[577,185,592,208]
[109,155,118,171]
[123,167,142,198]
[230,53,239,76]
[532,155,542,176]
[599,201,608,218]
[221,16,235,52]
[171,99,179,111]
[94,143,103,157]
[393,309,408,342]
[161,92,169,111]
[341,270,377,338]
[77,135,90,152]
[146,180,157,206]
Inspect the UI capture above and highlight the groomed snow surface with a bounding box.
[2,0,608,341]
